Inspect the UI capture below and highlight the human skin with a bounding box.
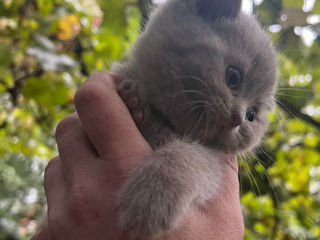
[30,72,244,240]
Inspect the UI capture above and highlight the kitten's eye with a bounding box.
[225,65,241,89]
[246,109,256,122]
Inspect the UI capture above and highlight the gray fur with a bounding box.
[113,0,277,238]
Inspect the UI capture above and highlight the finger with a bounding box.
[206,155,240,208]
[44,157,67,210]
[202,155,243,236]
[56,113,97,178]
[30,229,48,240]
[108,72,122,84]
[44,158,72,239]
[74,72,151,164]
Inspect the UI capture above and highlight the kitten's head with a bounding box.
[134,0,277,154]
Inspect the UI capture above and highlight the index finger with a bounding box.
[74,72,151,165]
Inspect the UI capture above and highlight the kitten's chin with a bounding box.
[203,137,240,154]
[208,142,245,154]
[203,130,253,154]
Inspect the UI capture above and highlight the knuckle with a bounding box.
[74,83,103,110]
[108,72,122,84]
[44,157,59,191]
[45,156,58,173]
[48,213,68,237]
[74,73,115,110]
[92,72,116,88]
[67,185,99,223]
[55,114,78,140]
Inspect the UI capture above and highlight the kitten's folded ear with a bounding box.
[196,0,242,21]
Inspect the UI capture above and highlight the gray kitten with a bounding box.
[113,0,277,238]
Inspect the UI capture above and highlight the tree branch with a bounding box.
[73,38,90,77]
[0,121,7,130]
[7,68,43,106]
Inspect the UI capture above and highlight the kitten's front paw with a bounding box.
[117,177,190,238]
[117,79,145,124]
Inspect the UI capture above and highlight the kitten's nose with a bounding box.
[229,113,243,128]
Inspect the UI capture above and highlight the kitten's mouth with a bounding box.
[203,124,244,153]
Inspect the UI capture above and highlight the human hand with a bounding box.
[31,72,244,240]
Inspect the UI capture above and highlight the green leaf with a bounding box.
[0,43,12,68]
[282,0,304,8]
[312,1,320,13]
[37,0,53,15]
[22,76,71,108]
[97,0,126,35]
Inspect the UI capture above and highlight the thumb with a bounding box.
[205,155,244,237]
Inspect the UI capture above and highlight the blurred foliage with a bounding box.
[0,0,319,239]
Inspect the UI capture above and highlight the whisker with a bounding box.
[275,99,298,119]
[276,93,314,99]
[277,110,287,133]
[254,153,279,206]
[204,111,211,141]
[189,110,207,137]
[188,104,208,114]
[241,154,258,195]
[276,99,316,124]
[244,153,262,196]
[277,88,316,92]
[178,89,209,98]
[184,100,212,107]
[258,147,276,164]
[239,159,243,196]
[175,75,209,88]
